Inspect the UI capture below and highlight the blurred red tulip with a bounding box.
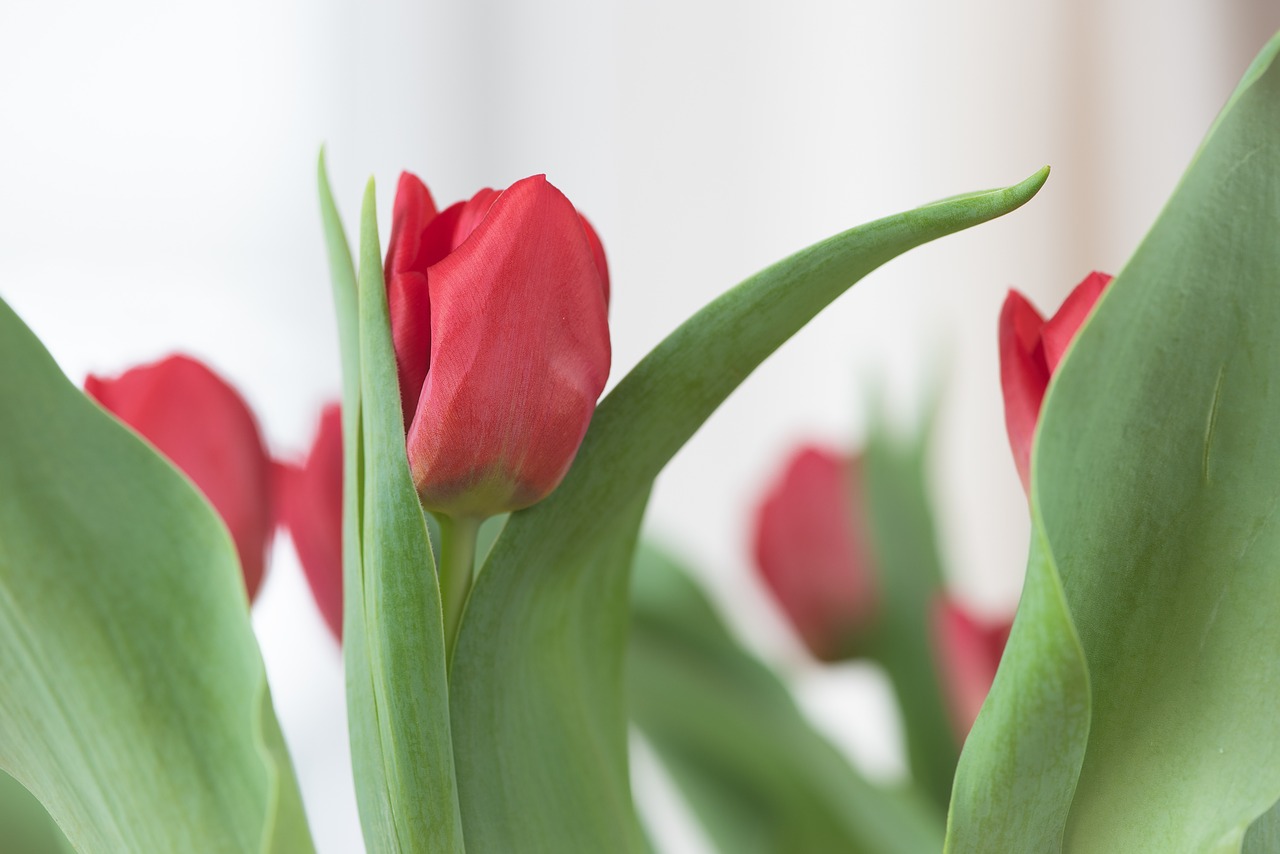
[752,445,877,661]
[385,172,611,520]
[85,355,273,600]
[999,271,1111,492]
[275,405,343,640]
[931,597,1012,743]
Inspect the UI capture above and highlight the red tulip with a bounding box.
[752,445,877,661]
[385,171,611,520]
[275,405,343,640]
[85,355,273,600]
[931,597,1012,743]
[999,272,1111,492]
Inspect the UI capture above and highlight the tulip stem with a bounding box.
[437,513,480,657]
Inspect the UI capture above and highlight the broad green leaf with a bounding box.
[944,530,1089,852]
[861,418,958,809]
[448,169,1048,852]
[948,31,1280,852]
[318,151,387,850]
[346,180,464,852]
[0,772,72,854]
[629,544,945,853]
[1244,800,1280,854]
[0,298,313,853]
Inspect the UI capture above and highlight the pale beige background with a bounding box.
[2,1,1277,850]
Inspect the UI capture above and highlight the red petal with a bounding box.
[451,187,502,249]
[406,175,611,516]
[275,405,344,640]
[998,290,1049,494]
[578,213,610,306]
[85,355,273,600]
[752,446,877,661]
[1041,271,1112,372]
[932,597,1013,743]
[386,173,446,432]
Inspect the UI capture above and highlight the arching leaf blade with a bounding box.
[0,298,313,854]
[450,170,1049,851]
[1039,32,1280,850]
[351,180,465,852]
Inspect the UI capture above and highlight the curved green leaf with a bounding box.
[1244,800,1280,854]
[1045,33,1280,851]
[0,772,72,854]
[947,30,1280,853]
[944,530,1090,853]
[318,152,386,851]
[629,545,944,853]
[448,169,1048,852]
[861,420,958,809]
[0,298,312,853]
[346,180,464,852]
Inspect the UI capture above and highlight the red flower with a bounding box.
[85,355,274,600]
[752,445,877,661]
[999,271,1111,492]
[385,172,611,519]
[275,405,343,640]
[931,597,1012,742]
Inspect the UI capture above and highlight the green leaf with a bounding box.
[1244,800,1280,854]
[861,416,958,809]
[0,772,73,854]
[629,544,945,854]
[0,297,313,853]
[319,150,383,850]
[344,178,465,852]
[947,30,1280,852]
[944,530,1090,852]
[448,169,1048,852]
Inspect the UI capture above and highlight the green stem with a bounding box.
[437,513,480,658]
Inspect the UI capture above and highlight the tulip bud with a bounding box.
[752,445,877,661]
[275,404,343,640]
[931,597,1012,742]
[999,272,1111,492]
[85,355,274,600]
[385,172,611,520]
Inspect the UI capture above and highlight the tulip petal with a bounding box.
[275,405,344,640]
[1040,271,1112,372]
[408,174,610,516]
[451,187,501,249]
[386,173,450,431]
[85,355,273,600]
[998,290,1049,493]
[753,446,875,661]
[578,213,611,305]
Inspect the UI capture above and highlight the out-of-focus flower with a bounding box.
[275,404,343,640]
[999,271,1111,492]
[752,445,877,661]
[385,172,611,520]
[85,355,274,600]
[931,597,1013,742]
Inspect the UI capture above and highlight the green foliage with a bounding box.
[861,417,958,809]
[0,299,312,853]
[0,772,72,854]
[318,163,465,853]
[629,544,945,853]
[946,31,1280,853]
[445,169,1047,851]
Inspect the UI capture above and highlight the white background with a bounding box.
[3,1,1278,850]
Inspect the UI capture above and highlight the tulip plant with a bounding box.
[1,30,1279,854]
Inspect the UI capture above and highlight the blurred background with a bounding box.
[3,1,1278,850]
